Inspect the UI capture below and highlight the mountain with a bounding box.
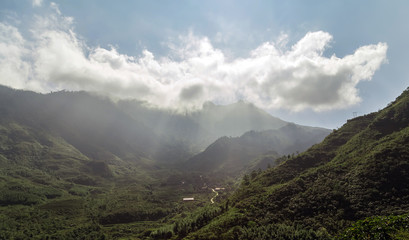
[166,86,409,239]
[193,101,288,147]
[186,123,330,175]
[0,84,333,238]
[0,85,318,164]
[118,100,289,151]
[0,86,162,162]
[0,86,194,239]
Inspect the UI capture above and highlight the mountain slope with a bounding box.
[1,85,317,164]
[186,123,330,175]
[0,87,196,239]
[194,101,288,145]
[118,100,289,151]
[175,86,409,239]
[0,86,157,161]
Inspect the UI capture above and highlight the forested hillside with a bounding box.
[0,85,330,239]
[186,124,329,176]
[6,84,409,239]
[166,87,409,239]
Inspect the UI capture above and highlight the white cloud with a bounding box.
[32,0,43,7]
[0,23,32,90]
[0,7,388,112]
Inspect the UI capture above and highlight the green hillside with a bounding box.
[0,119,215,239]
[0,86,219,239]
[3,84,408,239]
[169,86,409,239]
[186,124,330,176]
[0,85,299,239]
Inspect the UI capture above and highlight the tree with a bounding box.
[243,174,250,185]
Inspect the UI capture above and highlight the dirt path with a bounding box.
[210,188,218,204]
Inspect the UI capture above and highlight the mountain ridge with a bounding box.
[186,123,330,176]
[169,86,409,239]
[0,84,329,163]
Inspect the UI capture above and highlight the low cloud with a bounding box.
[0,4,388,112]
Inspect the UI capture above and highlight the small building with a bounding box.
[183,197,194,201]
[215,188,225,191]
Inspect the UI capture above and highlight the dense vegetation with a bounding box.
[1,84,409,239]
[0,85,326,239]
[0,86,234,238]
[339,214,409,239]
[166,86,409,239]
[0,147,225,239]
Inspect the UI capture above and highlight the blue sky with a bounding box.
[0,0,408,128]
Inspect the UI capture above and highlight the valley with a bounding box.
[1,1,408,239]
[1,85,409,239]
[0,85,330,239]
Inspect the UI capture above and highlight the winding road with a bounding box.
[210,188,218,204]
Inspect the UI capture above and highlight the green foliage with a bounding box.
[242,174,250,185]
[55,224,107,240]
[148,205,228,239]
[2,84,409,239]
[237,223,332,240]
[68,185,89,196]
[0,189,42,206]
[339,214,409,240]
[99,207,170,224]
[178,87,409,238]
[39,199,85,215]
[0,183,63,206]
[182,207,247,240]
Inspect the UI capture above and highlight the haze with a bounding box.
[1,0,408,128]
